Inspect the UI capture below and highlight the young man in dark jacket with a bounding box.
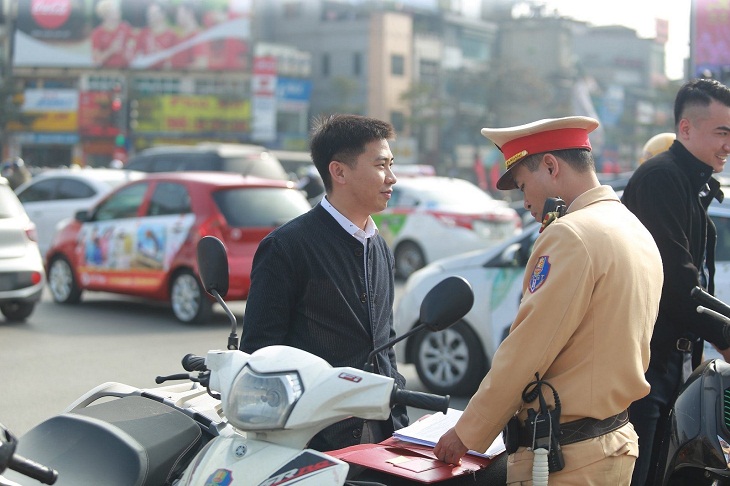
[622,77,730,485]
[240,114,406,452]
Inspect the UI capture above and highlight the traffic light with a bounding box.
[110,93,123,127]
[109,83,125,129]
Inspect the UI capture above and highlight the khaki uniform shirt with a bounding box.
[455,185,663,476]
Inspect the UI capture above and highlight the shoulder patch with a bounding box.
[529,256,551,293]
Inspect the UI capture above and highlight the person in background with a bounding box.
[434,116,663,485]
[240,114,406,453]
[621,77,730,486]
[638,132,675,165]
[1,158,32,190]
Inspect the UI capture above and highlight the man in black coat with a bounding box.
[622,77,730,485]
[241,114,407,453]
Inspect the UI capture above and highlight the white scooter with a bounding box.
[1,378,224,485]
[174,235,482,485]
[1,235,491,485]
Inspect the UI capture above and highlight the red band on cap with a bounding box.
[501,128,592,166]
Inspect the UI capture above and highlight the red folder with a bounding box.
[328,437,498,484]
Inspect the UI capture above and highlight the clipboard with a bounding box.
[328,437,498,484]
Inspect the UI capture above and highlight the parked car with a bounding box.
[372,176,522,279]
[14,167,146,257]
[395,196,730,396]
[0,177,45,322]
[45,172,311,324]
[125,143,289,181]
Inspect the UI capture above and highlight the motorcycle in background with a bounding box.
[656,286,730,485]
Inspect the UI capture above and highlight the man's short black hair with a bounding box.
[310,114,395,192]
[674,78,730,127]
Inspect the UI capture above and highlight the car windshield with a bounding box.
[213,187,310,227]
[0,183,24,218]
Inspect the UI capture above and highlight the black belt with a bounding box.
[514,409,629,448]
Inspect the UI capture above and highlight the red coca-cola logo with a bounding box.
[31,0,71,30]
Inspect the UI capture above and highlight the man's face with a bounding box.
[512,158,553,223]
[680,99,730,173]
[341,138,396,216]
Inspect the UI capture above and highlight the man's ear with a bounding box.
[677,118,691,140]
[329,160,346,186]
[543,154,559,177]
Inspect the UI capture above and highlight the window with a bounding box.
[391,111,405,132]
[94,183,148,221]
[17,179,56,203]
[57,179,95,200]
[213,188,311,227]
[713,214,730,262]
[283,1,302,17]
[322,53,330,76]
[391,54,405,76]
[353,52,361,76]
[147,183,191,216]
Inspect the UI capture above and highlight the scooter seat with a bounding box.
[6,395,202,486]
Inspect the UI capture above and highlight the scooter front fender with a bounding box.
[180,431,349,486]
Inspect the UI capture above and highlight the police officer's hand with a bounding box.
[434,427,468,465]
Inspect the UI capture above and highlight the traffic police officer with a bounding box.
[434,116,664,485]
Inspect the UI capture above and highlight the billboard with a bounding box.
[14,0,251,70]
[691,0,730,78]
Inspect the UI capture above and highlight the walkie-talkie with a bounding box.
[522,373,565,473]
[541,197,567,221]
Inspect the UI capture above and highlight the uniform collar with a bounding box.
[566,185,620,214]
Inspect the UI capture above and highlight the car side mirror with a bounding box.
[74,210,90,222]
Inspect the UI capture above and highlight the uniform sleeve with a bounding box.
[454,223,594,453]
[623,171,730,348]
[240,236,299,353]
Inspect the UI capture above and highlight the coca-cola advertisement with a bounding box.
[14,0,251,71]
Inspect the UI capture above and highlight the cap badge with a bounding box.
[505,150,528,170]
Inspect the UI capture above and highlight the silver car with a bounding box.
[0,177,45,322]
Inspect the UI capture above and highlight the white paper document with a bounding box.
[393,408,506,458]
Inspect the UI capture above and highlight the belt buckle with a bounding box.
[676,338,693,353]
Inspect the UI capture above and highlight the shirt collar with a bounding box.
[321,196,379,241]
[670,141,715,191]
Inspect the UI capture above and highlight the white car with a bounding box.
[372,176,522,279]
[0,177,45,322]
[14,168,145,256]
[396,197,730,396]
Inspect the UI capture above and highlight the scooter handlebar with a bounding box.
[182,354,208,372]
[691,286,730,318]
[391,388,450,415]
[9,453,58,485]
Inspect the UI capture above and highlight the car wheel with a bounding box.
[48,256,82,304]
[395,241,426,279]
[412,320,488,397]
[1,302,35,322]
[170,269,212,324]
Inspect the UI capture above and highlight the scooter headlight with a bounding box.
[226,366,303,430]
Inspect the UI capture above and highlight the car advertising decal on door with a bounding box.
[77,214,195,289]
